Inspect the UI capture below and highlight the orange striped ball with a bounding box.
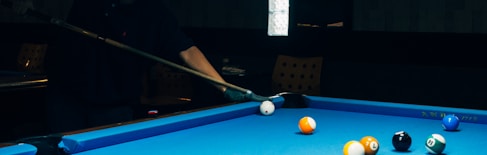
[298,116,316,134]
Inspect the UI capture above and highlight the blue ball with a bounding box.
[442,114,460,131]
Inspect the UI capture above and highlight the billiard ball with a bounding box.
[425,133,446,154]
[392,131,412,151]
[147,109,159,118]
[298,116,316,134]
[442,114,460,131]
[360,136,379,155]
[343,140,365,155]
[260,100,275,116]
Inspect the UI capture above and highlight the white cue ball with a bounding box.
[260,101,275,116]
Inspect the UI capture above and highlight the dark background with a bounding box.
[1,0,487,143]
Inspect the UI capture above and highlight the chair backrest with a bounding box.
[150,63,193,98]
[271,55,323,96]
[17,43,48,74]
[140,63,194,106]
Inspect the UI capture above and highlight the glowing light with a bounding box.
[268,0,289,36]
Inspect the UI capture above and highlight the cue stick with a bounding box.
[0,0,252,95]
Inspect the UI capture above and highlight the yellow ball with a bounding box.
[298,116,316,134]
[343,140,365,155]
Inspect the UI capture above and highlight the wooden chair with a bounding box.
[271,55,323,96]
[140,63,193,114]
[17,43,48,74]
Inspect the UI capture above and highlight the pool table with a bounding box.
[0,70,48,91]
[2,94,487,155]
[0,70,48,143]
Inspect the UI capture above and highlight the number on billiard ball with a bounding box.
[442,114,460,131]
[392,131,412,152]
[425,133,446,154]
[360,136,379,155]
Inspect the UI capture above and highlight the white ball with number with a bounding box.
[425,134,446,154]
[260,101,275,116]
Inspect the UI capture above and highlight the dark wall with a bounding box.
[2,0,487,144]
[184,27,487,110]
[2,0,486,33]
[1,24,486,109]
[185,27,487,69]
[0,23,60,71]
[1,21,487,143]
[353,0,487,33]
[0,87,48,143]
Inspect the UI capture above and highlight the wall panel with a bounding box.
[1,0,486,33]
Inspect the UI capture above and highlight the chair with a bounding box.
[17,43,48,74]
[140,63,193,114]
[271,55,323,96]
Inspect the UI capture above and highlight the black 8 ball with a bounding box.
[392,131,412,151]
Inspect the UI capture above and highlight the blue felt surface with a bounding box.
[61,96,487,155]
[0,143,37,155]
[71,101,487,154]
[60,97,285,154]
[308,96,487,124]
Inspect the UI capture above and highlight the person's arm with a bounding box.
[179,46,226,92]
[179,46,269,102]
